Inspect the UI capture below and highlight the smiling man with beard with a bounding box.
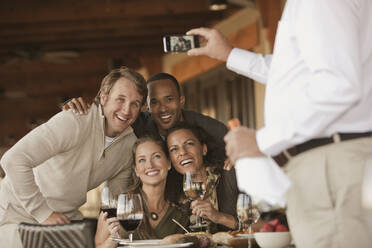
[0,66,147,248]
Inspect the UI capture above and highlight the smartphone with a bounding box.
[163,35,200,53]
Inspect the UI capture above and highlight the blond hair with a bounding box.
[94,66,147,106]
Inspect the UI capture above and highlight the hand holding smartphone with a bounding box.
[163,35,200,53]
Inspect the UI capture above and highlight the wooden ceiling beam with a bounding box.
[0,47,161,67]
[0,26,191,46]
[0,0,212,24]
[0,12,222,37]
[0,41,163,54]
[1,75,102,97]
[0,97,62,121]
[0,51,163,82]
[0,57,108,75]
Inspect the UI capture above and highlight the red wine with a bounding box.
[119,219,141,231]
[100,208,117,218]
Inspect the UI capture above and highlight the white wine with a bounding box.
[237,206,260,225]
[183,181,206,200]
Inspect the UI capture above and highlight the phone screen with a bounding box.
[163,35,199,53]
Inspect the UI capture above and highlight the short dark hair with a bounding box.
[147,72,182,96]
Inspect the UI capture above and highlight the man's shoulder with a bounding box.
[182,109,227,130]
[53,104,99,122]
[47,104,101,138]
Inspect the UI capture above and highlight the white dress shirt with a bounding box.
[227,0,372,156]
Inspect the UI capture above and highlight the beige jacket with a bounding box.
[0,104,136,224]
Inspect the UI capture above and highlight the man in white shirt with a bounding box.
[187,0,372,247]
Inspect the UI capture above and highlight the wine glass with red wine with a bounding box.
[117,193,143,242]
[100,185,117,218]
[183,171,208,231]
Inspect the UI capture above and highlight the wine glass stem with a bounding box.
[248,225,252,248]
[196,216,200,226]
[129,232,133,242]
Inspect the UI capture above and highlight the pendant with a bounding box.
[150,212,158,221]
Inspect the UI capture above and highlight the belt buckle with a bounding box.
[283,149,293,160]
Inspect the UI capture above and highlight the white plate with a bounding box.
[116,239,193,248]
[118,242,193,248]
[141,243,194,248]
[236,233,254,239]
[118,239,162,246]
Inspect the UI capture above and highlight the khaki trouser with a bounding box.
[284,137,372,248]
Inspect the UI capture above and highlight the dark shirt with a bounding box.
[132,109,228,152]
[217,169,239,231]
[128,203,189,240]
[123,186,189,239]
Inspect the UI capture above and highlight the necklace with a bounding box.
[149,201,168,221]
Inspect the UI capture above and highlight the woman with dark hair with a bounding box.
[165,122,239,233]
[95,136,189,248]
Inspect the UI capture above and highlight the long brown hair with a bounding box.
[130,135,169,239]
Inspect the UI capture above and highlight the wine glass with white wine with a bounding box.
[183,171,208,231]
[237,193,260,248]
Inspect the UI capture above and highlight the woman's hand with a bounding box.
[95,212,122,248]
[191,200,237,229]
[191,200,220,223]
[106,216,123,238]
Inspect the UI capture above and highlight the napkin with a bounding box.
[234,156,291,208]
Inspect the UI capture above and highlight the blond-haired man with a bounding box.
[0,67,147,247]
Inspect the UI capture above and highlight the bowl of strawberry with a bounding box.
[254,219,291,248]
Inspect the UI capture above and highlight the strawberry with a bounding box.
[259,223,274,232]
[275,224,288,232]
